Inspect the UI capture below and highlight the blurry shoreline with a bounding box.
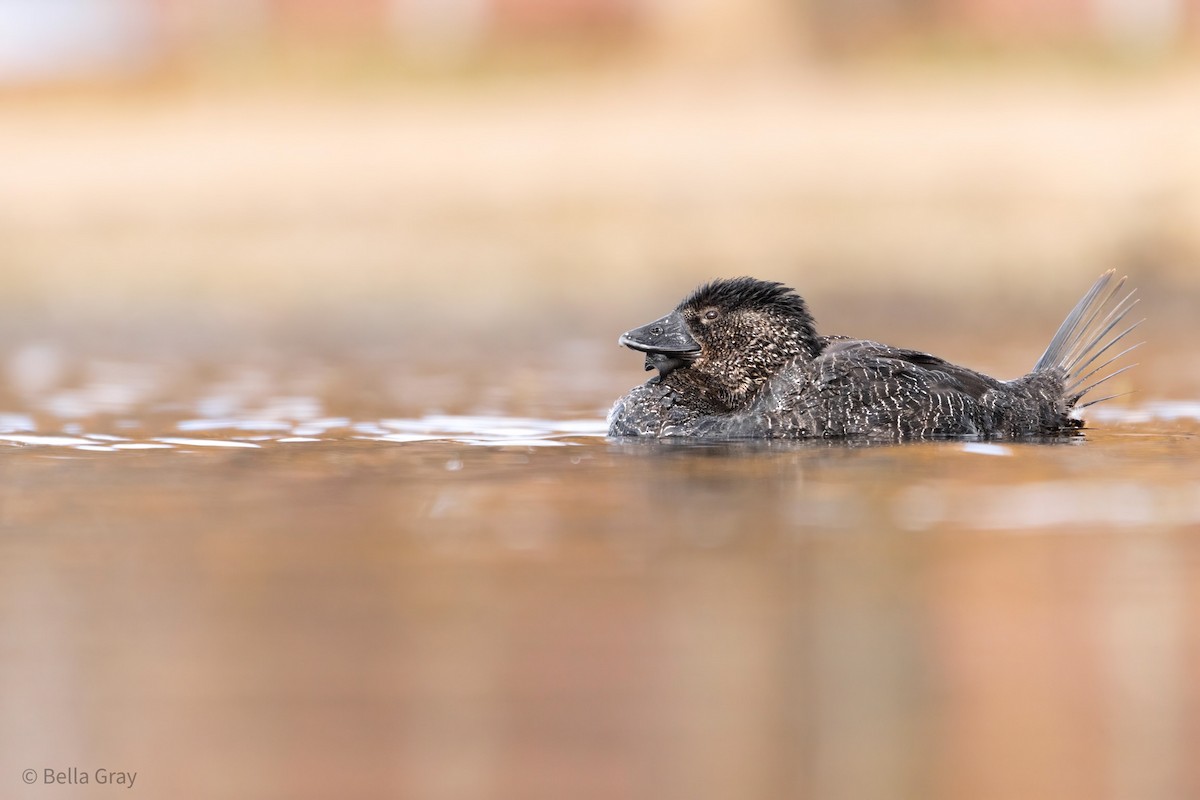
[4,68,1200,331]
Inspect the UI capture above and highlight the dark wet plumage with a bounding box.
[608,273,1141,440]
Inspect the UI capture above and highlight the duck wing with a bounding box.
[811,339,1001,402]
[717,339,1003,438]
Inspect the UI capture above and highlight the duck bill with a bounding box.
[618,311,699,356]
[618,311,700,379]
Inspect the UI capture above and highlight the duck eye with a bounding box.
[703,309,720,322]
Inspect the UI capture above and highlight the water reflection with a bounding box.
[1,412,1199,544]
[0,353,1198,799]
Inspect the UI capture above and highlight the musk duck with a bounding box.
[608,272,1139,440]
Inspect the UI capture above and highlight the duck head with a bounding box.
[619,277,821,405]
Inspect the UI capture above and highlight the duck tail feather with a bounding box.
[1032,271,1141,406]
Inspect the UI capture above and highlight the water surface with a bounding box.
[1,345,1198,800]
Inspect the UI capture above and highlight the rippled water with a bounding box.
[2,345,1198,800]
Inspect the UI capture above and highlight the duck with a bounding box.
[607,272,1140,440]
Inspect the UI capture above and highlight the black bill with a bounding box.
[618,310,700,381]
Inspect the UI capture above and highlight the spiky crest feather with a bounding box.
[678,277,810,318]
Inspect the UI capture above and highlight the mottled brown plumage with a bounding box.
[608,273,1140,440]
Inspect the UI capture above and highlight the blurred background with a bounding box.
[3,4,1200,800]
[2,0,1199,353]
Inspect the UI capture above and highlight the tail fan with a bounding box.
[1033,270,1142,406]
